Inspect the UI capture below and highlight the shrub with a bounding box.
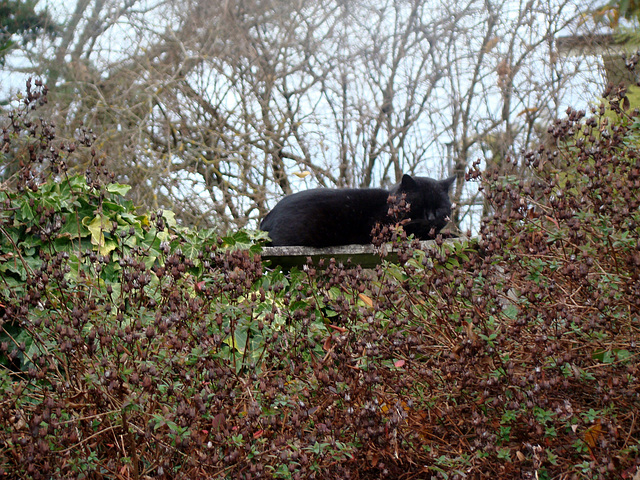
[0,80,638,479]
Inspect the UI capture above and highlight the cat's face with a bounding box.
[393,174,455,230]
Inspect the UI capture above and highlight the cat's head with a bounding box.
[391,174,455,231]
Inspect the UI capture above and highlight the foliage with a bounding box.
[0,81,639,479]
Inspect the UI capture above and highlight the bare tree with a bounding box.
[320,0,452,189]
[435,0,595,226]
[2,0,600,234]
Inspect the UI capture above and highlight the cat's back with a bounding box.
[265,187,358,208]
[260,187,389,247]
[262,187,388,218]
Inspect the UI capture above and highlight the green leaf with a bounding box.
[67,174,90,191]
[57,216,89,240]
[223,327,247,355]
[161,210,176,229]
[180,240,202,260]
[106,183,132,196]
[19,199,35,222]
[101,200,126,214]
[503,304,519,320]
[83,215,116,256]
[614,349,631,361]
[101,240,117,257]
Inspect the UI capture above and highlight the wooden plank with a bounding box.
[261,237,469,270]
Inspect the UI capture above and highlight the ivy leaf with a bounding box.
[223,328,247,355]
[84,215,116,256]
[106,183,132,196]
[161,210,177,229]
[85,215,106,247]
[20,199,35,222]
[101,200,126,214]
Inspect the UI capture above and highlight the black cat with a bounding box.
[260,174,455,247]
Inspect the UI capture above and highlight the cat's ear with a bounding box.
[399,174,418,191]
[441,176,456,191]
